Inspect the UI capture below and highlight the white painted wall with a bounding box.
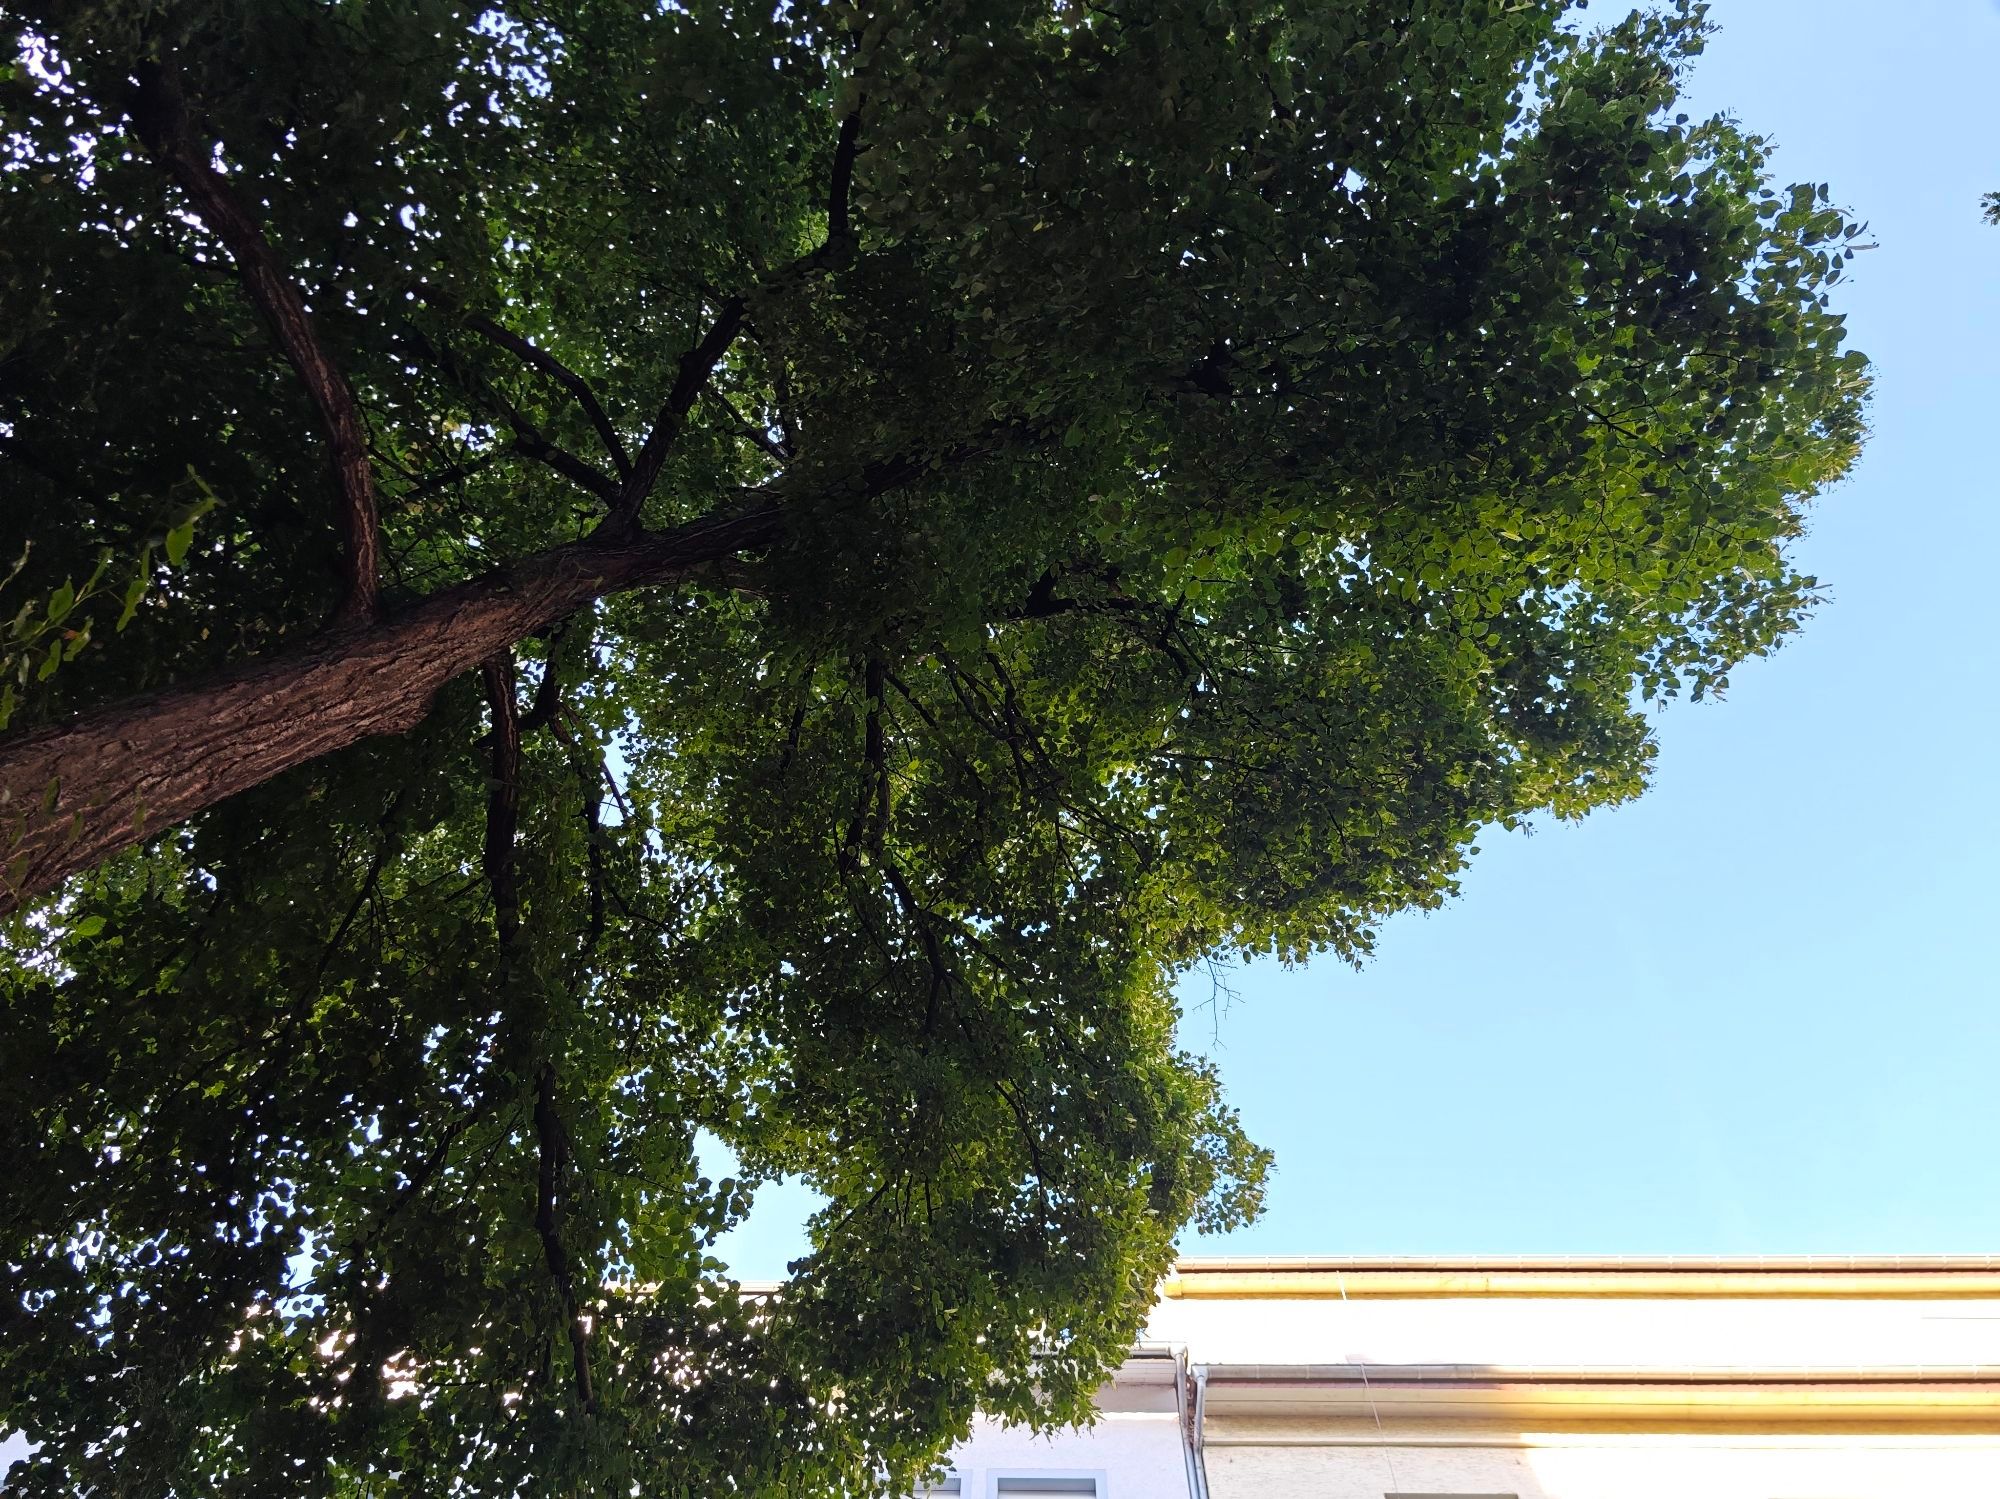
[1166,1288,2000,1499]
[1146,1291,2000,1370]
[940,1410,1191,1499]
[1203,1433,2000,1498]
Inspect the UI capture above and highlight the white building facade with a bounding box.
[932,1256,2000,1499]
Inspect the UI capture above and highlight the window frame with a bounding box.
[987,1471,1108,1499]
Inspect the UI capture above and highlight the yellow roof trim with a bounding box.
[1162,1266,2000,1299]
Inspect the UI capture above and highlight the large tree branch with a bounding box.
[0,501,779,915]
[128,60,381,623]
[0,434,983,913]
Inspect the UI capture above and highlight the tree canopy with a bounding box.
[0,1,1864,1493]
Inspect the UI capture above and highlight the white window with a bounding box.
[992,1476,1104,1498]
[915,1480,961,1498]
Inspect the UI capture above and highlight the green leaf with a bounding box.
[116,559,150,630]
[163,517,196,568]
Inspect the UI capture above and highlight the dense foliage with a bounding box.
[0,1,1863,1493]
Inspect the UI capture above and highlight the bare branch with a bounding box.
[385,451,501,508]
[128,60,381,623]
[313,787,408,983]
[839,655,890,872]
[604,107,863,530]
[416,285,632,481]
[517,622,574,736]
[702,387,791,465]
[350,1104,480,1260]
[613,299,746,532]
[506,420,623,508]
[412,327,622,505]
[1008,563,1144,621]
[479,653,522,950]
[534,1065,598,1414]
[825,107,863,251]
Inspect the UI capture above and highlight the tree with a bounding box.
[0,1,1863,1493]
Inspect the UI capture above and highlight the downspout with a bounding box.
[1176,1351,1192,1499]
[1189,1365,1211,1499]
[1175,1349,1200,1499]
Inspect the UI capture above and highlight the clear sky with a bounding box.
[715,0,2000,1278]
[1176,0,2000,1259]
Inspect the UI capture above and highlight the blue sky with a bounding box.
[1175,0,2000,1258]
[716,0,2000,1276]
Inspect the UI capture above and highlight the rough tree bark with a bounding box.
[0,77,941,919]
[129,59,384,624]
[0,505,778,916]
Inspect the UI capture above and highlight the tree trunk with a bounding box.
[0,505,777,916]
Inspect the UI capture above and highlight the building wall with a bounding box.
[1160,1271,2000,1496]
[1147,1287,2000,1368]
[935,1263,2000,1498]
[1202,1428,2000,1499]
[942,1410,1190,1499]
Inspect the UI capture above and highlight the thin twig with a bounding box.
[480,654,522,950]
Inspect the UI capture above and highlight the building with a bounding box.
[930,1256,2000,1498]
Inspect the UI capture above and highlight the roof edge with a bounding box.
[1174,1255,2000,1272]
[1165,1258,2000,1300]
